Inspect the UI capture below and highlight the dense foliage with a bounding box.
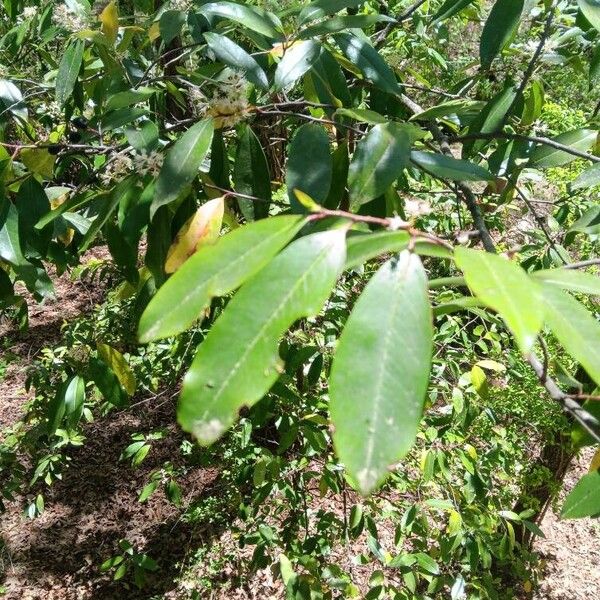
[1,0,600,597]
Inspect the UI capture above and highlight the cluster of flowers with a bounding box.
[190,71,251,129]
[170,0,192,10]
[53,3,90,32]
[17,6,37,22]
[100,150,164,185]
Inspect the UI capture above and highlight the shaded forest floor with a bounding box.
[1,264,599,599]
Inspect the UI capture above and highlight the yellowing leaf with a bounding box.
[164,197,224,273]
[100,1,119,45]
[475,359,506,372]
[20,148,56,179]
[148,21,160,42]
[49,191,74,246]
[471,365,488,399]
[293,189,321,212]
[270,40,303,58]
[590,447,600,473]
[97,342,137,396]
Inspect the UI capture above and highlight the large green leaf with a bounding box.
[299,0,364,24]
[529,129,598,169]
[203,32,268,89]
[479,0,524,68]
[334,33,399,95]
[532,268,600,295]
[298,15,395,39]
[233,124,271,220]
[330,252,432,495]
[541,284,600,387]
[579,0,600,33]
[0,194,28,266]
[286,123,332,211]
[178,229,346,444]
[152,119,214,215]
[56,39,85,106]
[561,470,600,518]
[570,162,600,191]
[201,2,282,38]
[139,215,304,342]
[348,123,411,209]
[454,248,544,352]
[345,230,410,269]
[274,40,322,90]
[0,79,27,120]
[411,151,493,181]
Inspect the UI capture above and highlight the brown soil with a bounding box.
[532,447,600,600]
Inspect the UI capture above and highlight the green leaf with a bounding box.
[541,285,600,387]
[202,2,282,38]
[152,119,214,216]
[330,252,432,495]
[334,33,400,95]
[87,357,128,408]
[298,15,395,39]
[97,343,137,396]
[138,215,304,342]
[56,39,85,106]
[454,247,544,352]
[159,10,186,45]
[409,99,485,122]
[479,0,524,68]
[0,194,28,266]
[529,129,598,169]
[579,0,600,33]
[561,470,600,518]
[299,0,364,24]
[345,230,410,269]
[532,268,600,295]
[0,79,27,120]
[286,124,332,211]
[521,79,544,127]
[335,107,387,124]
[411,151,493,181]
[125,121,159,152]
[432,0,475,23]
[233,124,271,220]
[178,229,346,444]
[569,205,600,237]
[348,122,411,209]
[570,162,600,191]
[274,40,321,91]
[203,32,268,89]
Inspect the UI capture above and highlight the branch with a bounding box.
[449,132,600,164]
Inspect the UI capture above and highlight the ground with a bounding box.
[1,261,599,599]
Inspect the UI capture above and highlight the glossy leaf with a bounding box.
[532,268,600,295]
[348,123,411,209]
[299,0,364,24]
[330,252,432,495]
[152,119,214,216]
[334,33,399,95]
[274,40,321,91]
[569,162,600,191]
[138,215,304,342]
[345,230,410,269]
[286,124,332,211]
[233,124,271,220]
[579,0,600,33]
[56,39,85,106]
[480,0,524,68]
[541,285,600,387]
[0,195,28,266]
[165,197,224,273]
[411,151,493,181]
[178,229,346,444]
[203,32,268,89]
[454,247,544,352]
[298,15,395,39]
[201,2,282,39]
[561,469,600,518]
[529,129,598,168]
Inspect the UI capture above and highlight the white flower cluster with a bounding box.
[523,38,560,56]
[190,71,251,129]
[38,100,63,121]
[100,150,164,185]
[170,0,191,10]
[18,6,38,22]
[100,152,133,185]
[53,4,90,32]
[134,149,164,177]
